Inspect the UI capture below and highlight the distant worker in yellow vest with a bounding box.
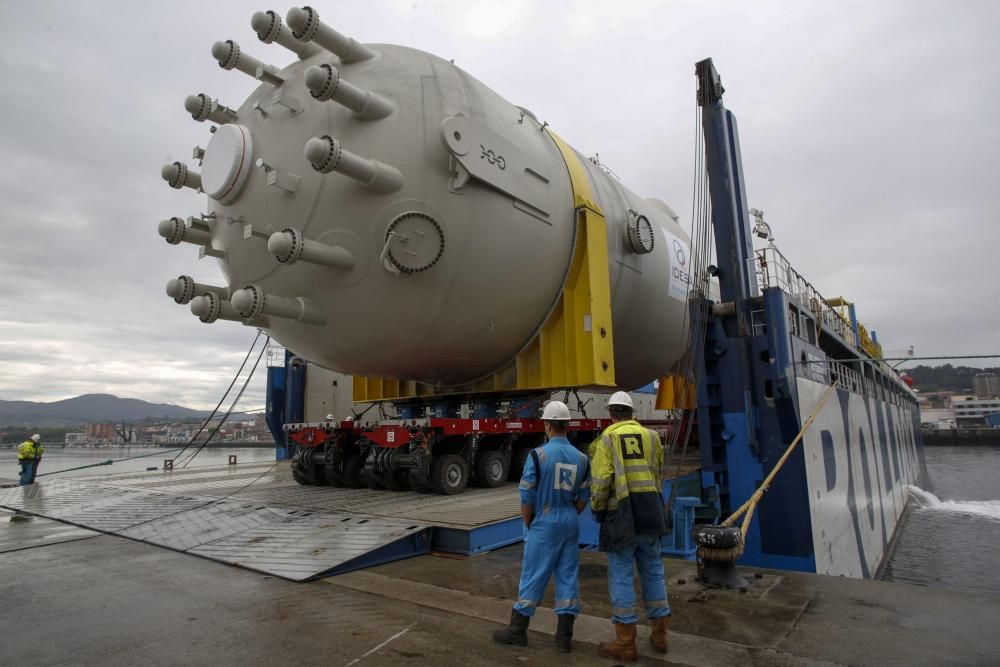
[17,434,44,486]
[590,391,670,661]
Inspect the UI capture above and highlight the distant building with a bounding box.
[973,373,1000,399]
[920,407,955,428]
[952,395,1000,427]
[86,423,117,442]
[64,432,87,446]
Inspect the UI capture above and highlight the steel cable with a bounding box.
[169,330,264,466]
[176,335,270,468]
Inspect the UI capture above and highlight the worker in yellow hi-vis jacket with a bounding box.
[17,434,44,486]
[590,392,670,661]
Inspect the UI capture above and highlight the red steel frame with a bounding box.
[287,417,677,449]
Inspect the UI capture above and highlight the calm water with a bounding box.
[0,446,277,482]
[882,444,1000,594]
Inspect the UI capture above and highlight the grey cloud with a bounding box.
[1,0,997,409]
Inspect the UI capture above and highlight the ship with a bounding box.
[154,6,925,579]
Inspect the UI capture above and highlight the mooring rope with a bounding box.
[35,447,186,478]
[698,382,838,561]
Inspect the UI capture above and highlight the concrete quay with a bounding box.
[1,465,999,666]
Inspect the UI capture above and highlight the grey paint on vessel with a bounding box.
[163,12,690,390]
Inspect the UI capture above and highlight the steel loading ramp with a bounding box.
[0,476,431,581]
[88,462,526,556]
[0,462,525,579]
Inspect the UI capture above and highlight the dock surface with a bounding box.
[2,463,999,665]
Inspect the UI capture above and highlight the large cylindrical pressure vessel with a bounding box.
[165,19,690,391]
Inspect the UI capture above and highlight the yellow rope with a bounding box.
[700,382,838,560]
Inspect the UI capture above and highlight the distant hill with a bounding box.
[0,394,212,426]
[906,365,999,393]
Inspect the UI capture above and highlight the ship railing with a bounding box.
[828,359,865,395]
[754,247,855,349]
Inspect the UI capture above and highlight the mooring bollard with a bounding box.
[164,459,174,471]
[692,524,749,589]
[228,454,238,465]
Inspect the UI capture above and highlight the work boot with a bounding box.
[492,609,530,646]
[554,614,575,652]
[597,622,637,662]
[650,616,670,653]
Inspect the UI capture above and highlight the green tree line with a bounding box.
[905,364,999,393]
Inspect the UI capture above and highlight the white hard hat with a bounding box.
[607,391,634,409]
[541,400,571,421]
[31,433,41,442]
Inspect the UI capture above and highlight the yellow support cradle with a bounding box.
[655,373,697,410]
[353,129,616,402]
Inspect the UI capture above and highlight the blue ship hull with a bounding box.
[695,280,925,577]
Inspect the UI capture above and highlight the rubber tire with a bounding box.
[364,465,385,490]
[341,452,366,489]
[508,448,531,482]
[325,463,346,487]
[307,460,328,486]
[475,450,509,488]
[430,454,469,495]
[382,468,411,491]
[291,460,310,486]
[409,470,431,494]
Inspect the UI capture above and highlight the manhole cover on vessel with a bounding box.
[625,212,655,254]
[385,212,444,273]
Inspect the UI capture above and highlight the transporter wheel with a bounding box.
[306,461,329,486]
[430,454,469,495]
[291,459,311,486]
[475,450,508,488]
[508,447,531,482]
[341,452,366,489]
[325,462,346,487]
[382,468,411,491]
[364,466,385,490]
[409,470,431,493]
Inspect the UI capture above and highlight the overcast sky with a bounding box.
[1,0,997,410]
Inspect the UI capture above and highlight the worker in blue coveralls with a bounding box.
[492,400,591,652]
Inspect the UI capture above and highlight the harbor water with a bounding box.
[0,446,277,482]
[883,444,1000,594]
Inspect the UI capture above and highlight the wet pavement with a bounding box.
[0,509,563,666]
[3,500,1000,665]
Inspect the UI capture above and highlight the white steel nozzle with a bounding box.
[286,6,375,63]
[304,135,404,193]
[191,293,268,327]
[161,162,202,191]
[166,275,228,305]
[251,9,321,59]
[184,94,238,124]
[304,64,393,120]
[158,217,212,246]
[211,40,284,86]
[268,228,355,269]
[190,293,237,323]
[231,285,326,325]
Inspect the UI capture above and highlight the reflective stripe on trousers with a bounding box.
[513,518,581,618]
[606,533,671,624]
